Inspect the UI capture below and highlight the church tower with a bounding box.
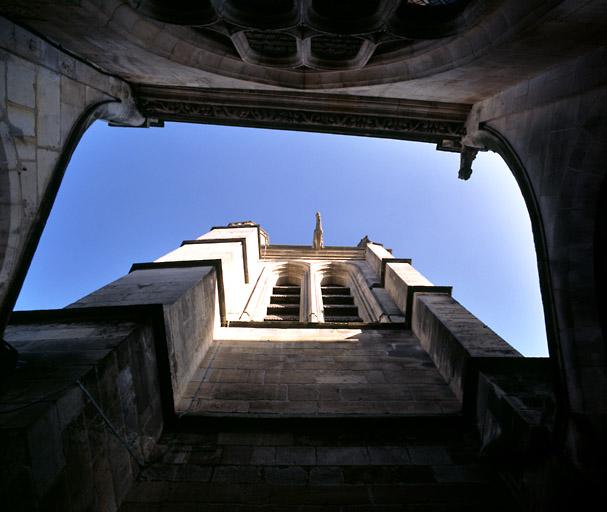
[1,219,553,511]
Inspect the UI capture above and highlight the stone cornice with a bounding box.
[135,86,469,149]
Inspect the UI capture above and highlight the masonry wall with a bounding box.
[0,316,163,511]
[70,266,218,402]
[0,18,142,326]
[466,46,607,470]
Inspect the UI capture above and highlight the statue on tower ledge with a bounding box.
[313,211,324,249]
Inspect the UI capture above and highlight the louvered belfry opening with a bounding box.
[321,283,362,322]
[264,283,301,321]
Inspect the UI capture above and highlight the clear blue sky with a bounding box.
[16,121,548,356]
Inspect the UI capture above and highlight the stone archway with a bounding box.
[0,21,145,336]
[465,74,607,473]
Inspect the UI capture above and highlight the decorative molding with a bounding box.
[133,0,476,72]
[136,86,469,148]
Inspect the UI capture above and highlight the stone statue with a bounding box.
[312,211,324,249]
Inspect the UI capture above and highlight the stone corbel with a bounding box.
[458,106,489,180]
[458,145,478,180]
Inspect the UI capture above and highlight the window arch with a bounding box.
[240,261,310,322]
[315,262,385,323]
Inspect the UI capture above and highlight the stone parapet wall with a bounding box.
[411,293,520,404]
[382,260,450,325]
[0,313,164,511]
[156,226,262,320]
[69,265,218,401]
[364,242,393,277]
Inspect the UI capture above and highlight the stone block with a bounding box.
[7,104,35,136]
[7,56,36,108]
[250,446,277,465]
[309,466,344,486]
[264,466,308,485]
[287,384,319,401]
[212,465,262,484]
[316,447,369,465]
[0,58,6,115]
[217,431,294,446]
[164,481,208,502]
[275,446,316,465]
[60,75,85,107]
[220,445,253,465]
[318,401,389,415]
[412,293,520,404]
[189,398,249,414]
[207,482,270,504]
[59,101,81,141]
[14,136,35,160]
[432,464,489,483]
[408,446,452,465]
[265,370,317,384]
[367,446,411,465]
[62,415,95,511]
[342,465,435,485]
[173,464,213,482]
[26,404,66,499]
[36,67,61,148]
[121,503,161,512]
[248,400,318,415]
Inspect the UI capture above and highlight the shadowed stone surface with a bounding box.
[177,330,460,417]
[119,417,516,511]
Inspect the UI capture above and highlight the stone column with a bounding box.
[308,263,324,322]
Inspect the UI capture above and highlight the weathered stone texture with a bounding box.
[465,46,607,468]
[0,317,164,511]
[0,1,604,508]
[178,329,460,417]
[119,418,515,511]
[70,266,218,402]
[412,293,520,403]
[0,18,142,325]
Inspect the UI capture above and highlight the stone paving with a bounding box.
[177,329,460,417]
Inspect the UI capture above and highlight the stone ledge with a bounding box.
[181,238,249,283]
[382,260,451,325]
[129,259,226,325]
[411,293,520,408]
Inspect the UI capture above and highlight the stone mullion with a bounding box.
[307,264,324,323]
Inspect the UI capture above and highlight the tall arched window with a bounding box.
[239,261,310,322]
[320,280,362,322]
[315,262,386,323]
[265,276,302,321]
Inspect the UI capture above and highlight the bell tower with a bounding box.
[1,220,553,511]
